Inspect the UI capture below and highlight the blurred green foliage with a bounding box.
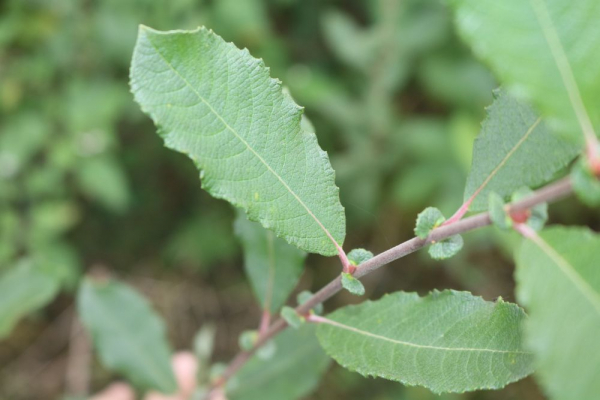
[0,0,562,399]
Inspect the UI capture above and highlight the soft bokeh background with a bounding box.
[1,0,597,399]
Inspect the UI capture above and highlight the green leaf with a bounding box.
[77,278,177,393]
[347,248,374,266]
[316,290,534,393]
[227,325,330,400]
[488,192,511,230]
[0,113,49,179]
[0,259,60,339]
[341,272,365,296]
[32,241,81,291]
[76,155,131,213]
[321,10,377,72]
[281,306,304,329]
[414,207,445,239]
[516,227,600,400]
[464,90,579,211]
[429,235,464,260]
[238,330,258,351]
[235,213,306,313]
[130,26,346,256]
[449,0,600,144]
[571,157,600,206]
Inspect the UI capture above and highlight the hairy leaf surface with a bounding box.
[130,26,345,255]
[0,260,60,338]
[450,0,600,144]
[316,290,533,393]
[465,90,578,211]
[77,278,177,393]
[235,213,306,313]
[227,325,330,400]
[516,227,600,400]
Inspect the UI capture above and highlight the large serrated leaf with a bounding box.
[227,324,330,400]
[465,90,579,211]
[516,227,600,400]
[0,260,60,339]
[234,212,306,314]
[77,278,177,393]
[449,0,600,144]
[316,290,533,394]
[130,26,345,256]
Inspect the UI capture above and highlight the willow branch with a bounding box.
[207,176,573,396]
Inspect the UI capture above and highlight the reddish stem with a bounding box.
[586,136,600,176]
[258,310,270,337]
[513,222,537,239]
[337,244,353,274]
[442,197,474,226]
[306,314,328,324]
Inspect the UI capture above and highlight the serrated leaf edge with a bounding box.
[130,25,346,256]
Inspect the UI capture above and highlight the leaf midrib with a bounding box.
[529,0,597,141]
[142,29,339,250]
[468,117,541,203]
[530,234,600,315]
[323,318,531,355]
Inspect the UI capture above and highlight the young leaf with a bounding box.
[429,235,464,260]
[130,26,346,256]
[571,157,600,206]
[347,248,374,266]
[488,192,511,230]
[449,0,600,144]
[464,90,578,211]
[516,227,600,400]
[238,330,258,351]
[77,278,177,393]
[316,290,533,393]
[414,207,445,239]
[341,272,365,296]
[297,290,323,315]
[75,155,131,213]
[281,306,304,329]
[0,260,60,339]
[235,213,306,314]
[227,325,330,400]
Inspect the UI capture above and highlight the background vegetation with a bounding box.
[0,0,597,399]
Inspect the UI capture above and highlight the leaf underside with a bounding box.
[77,278,177,393]
[235,213,306,313]
[316,290,533,393]
[0,260,60,339]
[130,26,345,256]
[227,324,330,400]
[464,89,578,211]
[516,227,600,400]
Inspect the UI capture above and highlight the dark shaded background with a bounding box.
[1,0,598,399]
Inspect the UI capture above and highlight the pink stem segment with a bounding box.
[442,196,474,226]
[513,223,537,240]
[258,310,271,337]
[337,244,354,274]
[586,136,600,175]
